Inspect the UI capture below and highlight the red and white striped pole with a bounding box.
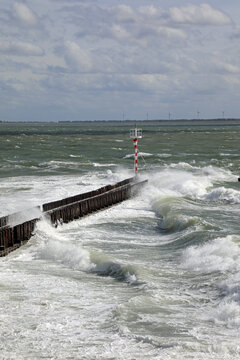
[130,127,142,177]
[132,137,138,175]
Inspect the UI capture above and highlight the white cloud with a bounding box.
[169,4,231,25]
[114,5,136,23]
[139,5,161,18]
[0,41,44,56]
[64,41,92,72]
[13,2,38,26]
[0,1,239,120]
[72,4,187,45]
[214,61,240,74]
[111,24,131,41]
[156,26,186,40]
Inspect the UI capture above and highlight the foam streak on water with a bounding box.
[0,122,240,359]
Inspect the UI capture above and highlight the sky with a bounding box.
[1,0,240,121]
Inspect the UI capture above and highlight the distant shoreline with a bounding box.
[1,118,240,126]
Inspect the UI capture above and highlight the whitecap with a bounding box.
[181,235,240,273]
[207,300,240,329]
[204,187,240,204]
[157,153,171,158]
[35,220,93,272]
[92,162,117,167]
[69,154,82,158]
[124,152,153,159]
[144,169,211,200]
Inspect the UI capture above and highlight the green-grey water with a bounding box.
[0,121,240,359]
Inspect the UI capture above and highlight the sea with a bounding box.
[0,120,239,360]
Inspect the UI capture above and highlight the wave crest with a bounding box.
[181,235,240,273]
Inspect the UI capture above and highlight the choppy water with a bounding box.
[0,121,240,359]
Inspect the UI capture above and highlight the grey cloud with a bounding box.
[169,4,232,25]
[0,1,239,121]
[212,61,240,74]
[12,2,38,27]
[69,4,186,45]
[0,41,44,56]
[66,3,231,48]
[64,41,92,72]
[230,27,240,39]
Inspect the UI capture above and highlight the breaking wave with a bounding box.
[181,235,240,329]
[34,219,140,284]
[152,197,201,233]
[203,187,240,204]
[181,235,240,273]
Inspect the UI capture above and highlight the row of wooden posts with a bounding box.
[0,220,37,256]
[0,177,146,257]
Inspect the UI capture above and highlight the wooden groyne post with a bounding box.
[0,177,147,257]
[0,219,38,257]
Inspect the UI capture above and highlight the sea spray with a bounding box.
[35,219,93,272]
[8,206,42,227]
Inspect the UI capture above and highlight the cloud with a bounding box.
[214,61,240,74]
[0,41,44,56]
[12,2,38,27]
[113,4,137,23]
[0,1,238,120]
[169,4,232,25]
[71,4,186,45]
[156,26,186,40]
[64,41,92,72]
[139,5,162,18]
[111,24,132,41]
[70,3,231,49]
[230,26,240,39]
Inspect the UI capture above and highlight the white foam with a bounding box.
[220,153,238,157]
[39,239,93,272]
[143,169,212,201]
[35,220,93,272]
[201,165,234,182]
[141,166,238,211]
[169,162,194,170]
[205,271,240,329]
[69,154,82,158]
[181,234,240,330]
[219,272,240,301]
[167,163,234,183]
[204,187,240,204]
[92,162,117,167]
[181,235,240,273]
[207,300,240,328]
[124,152,153,159]
[157,153,171,158]
[0,171,132,217]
